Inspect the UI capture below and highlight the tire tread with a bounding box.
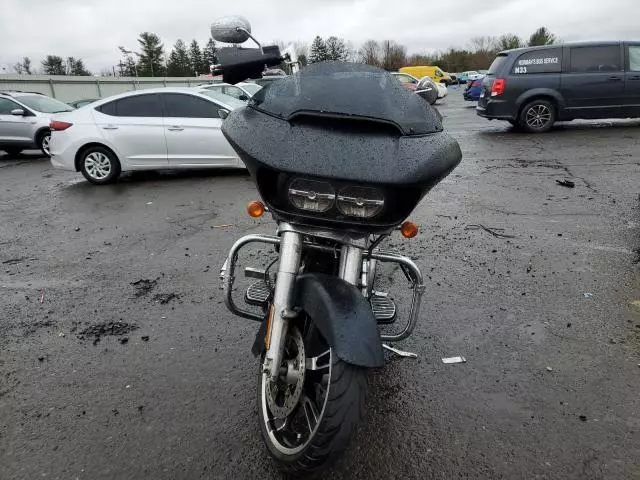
[260,353,367,476]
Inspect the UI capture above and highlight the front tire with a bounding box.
[80,146,121,184]
[519,99,556,133]
[258,322,366,476]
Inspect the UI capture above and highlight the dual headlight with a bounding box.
[288,178,384,219]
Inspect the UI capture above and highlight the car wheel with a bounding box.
[519,99,555,133]
[80,146,121,185]
[38,130,51,157]
[3,147,23,157]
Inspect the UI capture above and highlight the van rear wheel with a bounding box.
[519,99,555,133]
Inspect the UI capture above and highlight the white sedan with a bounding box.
[49,87,245,184]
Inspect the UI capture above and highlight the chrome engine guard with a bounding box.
[220,233,425,342]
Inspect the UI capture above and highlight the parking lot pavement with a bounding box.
[1,94,639,480]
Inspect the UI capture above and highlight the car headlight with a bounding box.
[337,186,384,218]
[288,178,335,213]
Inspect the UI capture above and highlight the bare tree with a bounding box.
[359,40,381,67]
[344,40,357,62]
[470,36,498,54]
[13,57,32,74]
[380,40,407,71]
[294,42,309,67]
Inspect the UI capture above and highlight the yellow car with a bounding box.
[399,66,452,85]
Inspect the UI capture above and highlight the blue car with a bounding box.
[463,78,484,101]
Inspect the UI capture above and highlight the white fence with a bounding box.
[0,75,206,103]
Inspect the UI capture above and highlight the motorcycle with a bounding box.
[214,16,462,475]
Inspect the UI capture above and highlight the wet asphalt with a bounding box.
[1,92,640,480]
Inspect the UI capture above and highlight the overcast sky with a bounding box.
[1,0,638,73]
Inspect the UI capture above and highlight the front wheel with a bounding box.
[258,322,367,475]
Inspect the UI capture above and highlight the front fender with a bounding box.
[294,273,384,368]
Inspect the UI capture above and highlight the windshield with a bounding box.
[16,94,73,113]
[488,55,508,75]
[240,83,262,96]
[250,62,441,135]
[198,90,246,110]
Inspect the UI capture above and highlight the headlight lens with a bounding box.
[288,178,335,213]
[337,186,385,218]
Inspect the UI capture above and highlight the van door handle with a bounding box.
[607,76,622,81]
[167,126,184,131]
[102,125,118,130]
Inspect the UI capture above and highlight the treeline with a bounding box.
[402,27,557,72]
[8,33,218,77]
[293,26,556,72]
[12,56,91,76]
[7,26,556,77]
[118,34,217,77]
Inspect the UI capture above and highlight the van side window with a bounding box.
[511,48,562,74]
[629,46,640,71]
[570,46,621,73]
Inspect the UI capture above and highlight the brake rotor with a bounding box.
[265,326,306,419]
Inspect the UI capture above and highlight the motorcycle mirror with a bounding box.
[210,15,252,44]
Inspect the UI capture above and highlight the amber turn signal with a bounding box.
[400,221,419,239]
[247,200,265,218]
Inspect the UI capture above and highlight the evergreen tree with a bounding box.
[137,32,164,76]
[66,57,91,76]
[528,27,556,46]
[309,36,328,64]
[41,55,65,75]
[497,34,523,51]
[188,39,205,76]
[118,57,137,77]
[202,38,218,73]
[325,36,348,62]
[167,39,191,76]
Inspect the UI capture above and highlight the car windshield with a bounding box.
[240,83,262,96]
[488,55,508,75]
[16,94,74,113]
[198,90,246,110]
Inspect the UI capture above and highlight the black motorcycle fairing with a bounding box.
[292,273,385,368]
[250,62,442,135]
[221,62,462,231]
[223,107,461,186]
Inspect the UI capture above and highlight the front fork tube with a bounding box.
[265,231,303,378]
[339,245,363,286]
